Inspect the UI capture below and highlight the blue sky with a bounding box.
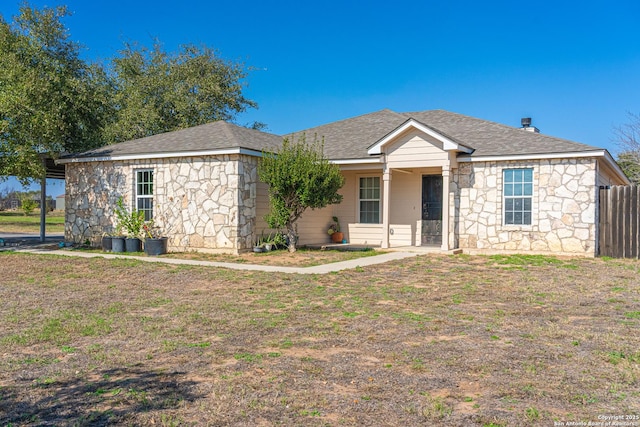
[1,0,639,195]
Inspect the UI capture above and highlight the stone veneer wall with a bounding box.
[65,154,259,253]
[452,158,598,256]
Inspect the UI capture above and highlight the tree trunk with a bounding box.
[286,223,297,253]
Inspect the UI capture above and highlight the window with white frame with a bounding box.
[359,176,380,223]
[136,169,154,221]
[503,168,533,225]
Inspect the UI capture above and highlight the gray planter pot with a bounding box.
[111,237,126,253]
[101,236,112,252]
[144,237,168,256]
[125,238,142,252]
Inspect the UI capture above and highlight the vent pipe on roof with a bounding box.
[520,117,540,133]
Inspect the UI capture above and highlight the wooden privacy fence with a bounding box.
[599,185,640,258]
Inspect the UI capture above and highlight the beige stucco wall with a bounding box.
[65,154,259,253]
[453,158,599,256]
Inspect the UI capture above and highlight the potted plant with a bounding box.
[111,223,126,253]
[143,220,169,256]
[328,216,344,243]
[272,232,288,250]
[115,197,144,252]
[253,237,265,253]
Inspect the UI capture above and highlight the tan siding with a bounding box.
[597,160,627,187]
[389,171,422,228]
[386,130,448,169]
[348,224,383,245]
[389,224,412,246]
[296,206,334,245]
[255,181,278,241]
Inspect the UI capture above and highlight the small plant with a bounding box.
[525,406,540,421]
[114,197,145,238]
[142,219,163,239]
[328,216,341,235]
[421,395,452,419]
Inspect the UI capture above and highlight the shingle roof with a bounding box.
[64,109,602,161]
[291,109,600,159]
[403,110,600,158]
[63,121,282,159]
[287,109,408,160]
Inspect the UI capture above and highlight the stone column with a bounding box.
[382,168,392,249]
[441,165,450,251]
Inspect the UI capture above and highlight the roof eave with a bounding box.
[458,149,631,185]
[56,147,264,164]
[330,156,384,165]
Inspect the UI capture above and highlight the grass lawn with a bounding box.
[0,252,638,425]
[0,210,65,234]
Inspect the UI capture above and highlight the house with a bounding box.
[57,109,629,256]
[53,194,65,211]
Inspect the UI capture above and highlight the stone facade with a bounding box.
[452,158,598,256]
[65,154,259,253]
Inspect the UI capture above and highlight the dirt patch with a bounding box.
[0,252,639,425]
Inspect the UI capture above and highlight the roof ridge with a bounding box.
[290,108,405,134]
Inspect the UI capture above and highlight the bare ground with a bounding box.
[0,252,638,426]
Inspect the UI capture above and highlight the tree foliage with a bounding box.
[258,135,345,252]
[0,4,110,182]
[615,112,640,185]
[1,3,259,183]
[103,42,257,143]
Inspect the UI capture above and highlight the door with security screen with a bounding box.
[421,175,442,245]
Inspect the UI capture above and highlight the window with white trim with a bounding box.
[359,176,380,223]
[136,169,154,221]
[503,168,532,225]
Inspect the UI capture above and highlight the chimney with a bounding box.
[520,117,540,133]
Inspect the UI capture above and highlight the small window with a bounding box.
[503,168,532,225]
[136,170,154,221]
[359,176,380,223]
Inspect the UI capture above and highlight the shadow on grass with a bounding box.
[0,366,203,425]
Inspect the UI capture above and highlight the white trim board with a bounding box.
[55,147,264,164]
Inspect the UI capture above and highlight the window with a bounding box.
[359,176,380,223]
[136,170,154,221]
[503,168,532,225]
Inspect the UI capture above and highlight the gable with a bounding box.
[367,118,473,156]
[385,129,449,168]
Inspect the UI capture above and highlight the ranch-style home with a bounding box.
[57,109,629,256]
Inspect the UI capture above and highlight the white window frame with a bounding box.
[503,168,533,226]
[357,175,381,224]
[135,169,154,221]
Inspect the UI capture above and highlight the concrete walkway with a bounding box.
[13,247,419,275]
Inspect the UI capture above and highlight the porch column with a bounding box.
[441,166,450,251]
[382,169,391,249]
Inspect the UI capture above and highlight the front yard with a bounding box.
[0,252,638,425]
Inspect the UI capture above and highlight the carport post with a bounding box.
[40,158,46,243]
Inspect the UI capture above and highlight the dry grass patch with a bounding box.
[0,252,639,426]
[74,245,386,267]
[116,247,382,267]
